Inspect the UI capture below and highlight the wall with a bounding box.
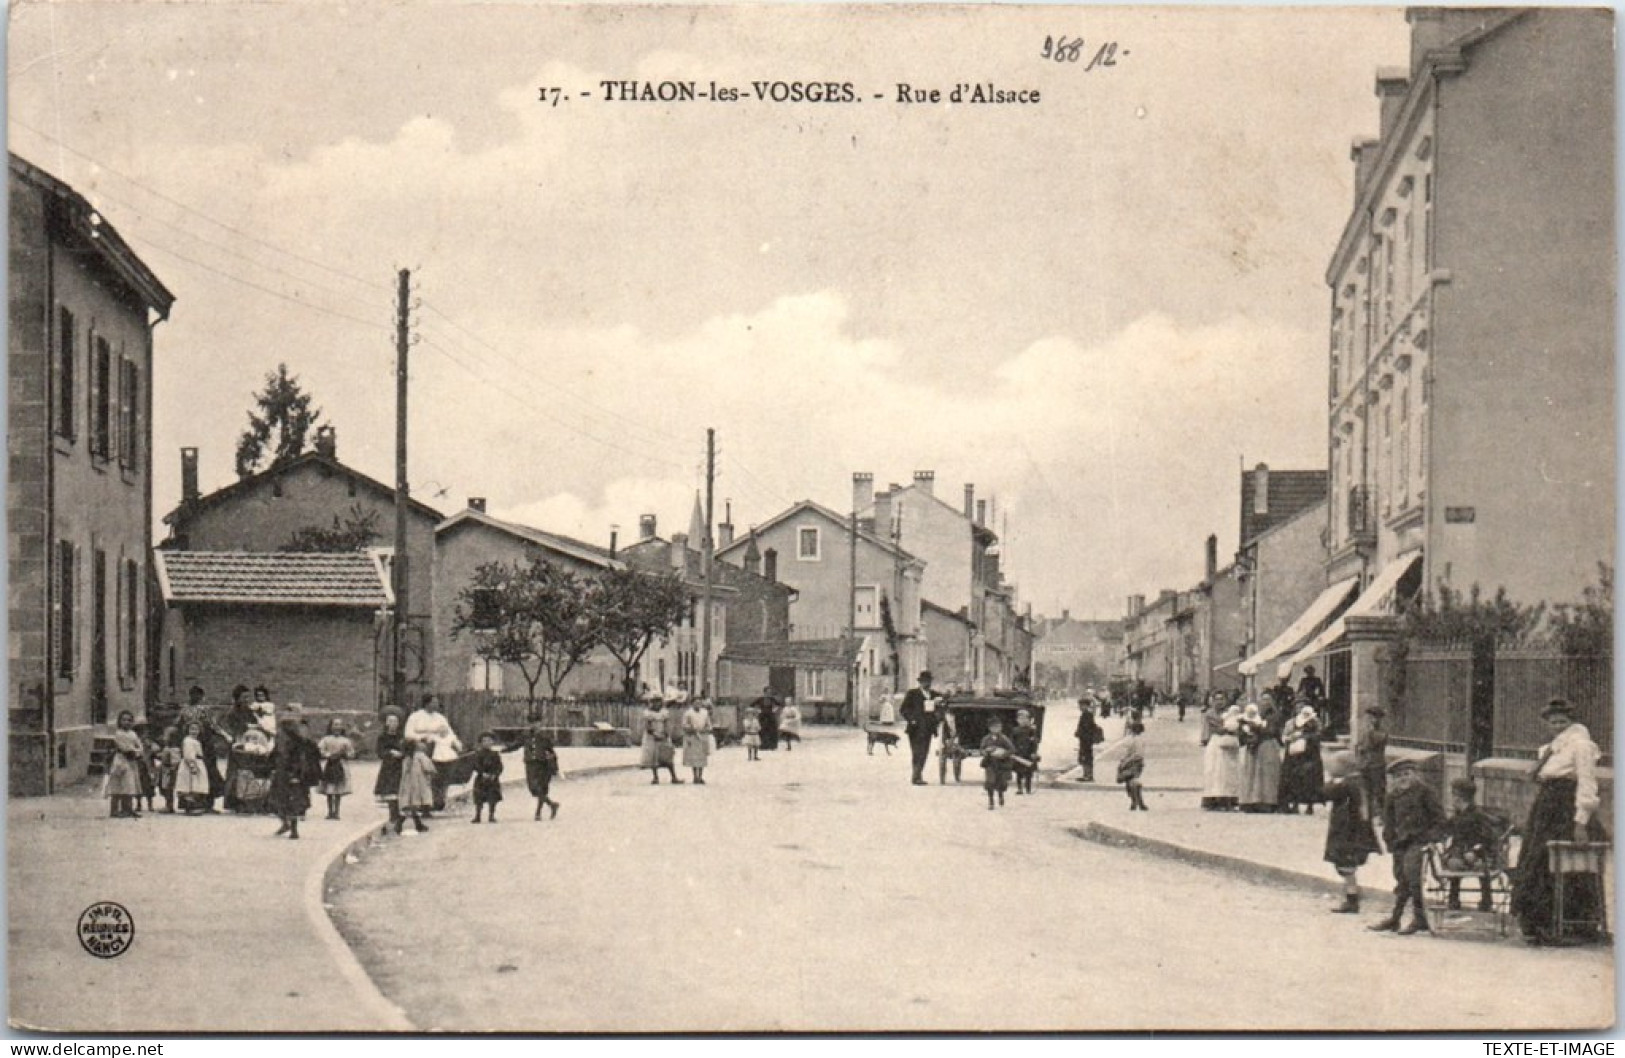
[176,606,377,714]
[1247,501,1329,658]
[922,605,971,689]
[1427,10,1614,608]
[889,486,973,616]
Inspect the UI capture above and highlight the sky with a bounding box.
[8,3,1412,620]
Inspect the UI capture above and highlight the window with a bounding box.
[90,335,112,460]
[807,669,825,698]
[55,541,76,678]
[468,656,504,692]
[797,526,820,561]
[119,358,140,469]
[854,586,878,627]
[55,308,76,440]
[123,559,139,681]
[467,586,501,630]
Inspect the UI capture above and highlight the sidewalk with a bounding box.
[6,745,628,1032]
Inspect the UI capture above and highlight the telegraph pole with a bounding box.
[700,428,716,698]
[392,269,411,712]
[847,505,858,721]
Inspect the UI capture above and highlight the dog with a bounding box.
[865,726,901,755]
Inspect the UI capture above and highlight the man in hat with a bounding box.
[900,671,944,786]
[1356,705,1389,805]
[1369,758,1445,934]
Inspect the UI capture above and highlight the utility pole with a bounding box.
[847,503,859,723]
[391,269,411,712]
[700,428,715,698]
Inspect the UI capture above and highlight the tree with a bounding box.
[236,363,324,477]
[451,558,604,711]
[596,566,690,698]
[282,504,381,553]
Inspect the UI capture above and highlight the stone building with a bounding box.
[8,154,175,793]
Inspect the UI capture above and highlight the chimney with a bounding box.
[670,533,688,567]
[639,514,658,540]
[852,472,873,516]
[912,470,935,498]
[874,490,894,540]
[313,424,337,460]
[963,483,975,519]
[609,525,619,558]
[719,500,734,548]
[763,548,778,583]
[743,531,762,575]
[180,447,199,504]
[1253,463,1270,516]
[467,497,487,513]
[976,499,987,526]
[1375,68,1409,141]
[1206,534,1218,582]
[1351,138,1381,198]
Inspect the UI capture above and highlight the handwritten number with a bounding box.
[1042,37,1118,66]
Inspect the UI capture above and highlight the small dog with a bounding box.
[865,726,901,755]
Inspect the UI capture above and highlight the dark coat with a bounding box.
[1382,777,1446,851]
[1074,713,1104,747]
[268,734,314,817]
[373,730,405,798]
[1323,776,1381,868]
[472,747,504,805]
[900,688,940,738]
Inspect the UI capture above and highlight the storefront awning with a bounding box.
[1277,551,1423,679]
[1237,577,1359,677]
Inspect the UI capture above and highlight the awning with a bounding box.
[1277,551,1423,679]
[1237,577,1359,677]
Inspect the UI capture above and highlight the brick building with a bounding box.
[8,154,175,793]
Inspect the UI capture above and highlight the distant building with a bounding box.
[1032,611,1125,694]
[8,154,175,794]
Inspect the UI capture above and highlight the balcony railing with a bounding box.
[1347,485,1376,547]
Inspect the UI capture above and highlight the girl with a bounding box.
[105,711,145,819]
[778,699,802,751]
[373,712,406,836]
[470,731,504,823]
[251,685,278,734]
[682,699,713,784]
[269,718,312,840]
[979,715,1016,810]
[395,738,435,834]
[317,718,356,821]
[525,726,560,821]
[156,726,181,814]
[1321,751,1380,913]
[741,706,762,762]
[639,699,683,784]
[1104,721,1149,811]
[174,721,211,815]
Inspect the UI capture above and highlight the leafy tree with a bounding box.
[282,504,381,553]
[451,558,603,710]
[236,363,324,477]
[1550,563,1614,657]
[595,566,690,698]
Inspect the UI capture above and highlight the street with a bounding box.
[328,720,1613,1032]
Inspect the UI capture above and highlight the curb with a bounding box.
[1068,821,1391,904]
[318,759,641,1031]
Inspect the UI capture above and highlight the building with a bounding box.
[161,438,443,708]
[154,550,392,716]
[8,154,175,793]
[1122,590,1177,693]
[1304,8,1614,740]
[715,493,925,714]
[1032,612,1125,694]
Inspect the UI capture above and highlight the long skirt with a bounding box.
[105,754,141,798]
[1280,747,1325,806]
[640,737,673,768]
[1204,740,1242,803]
[682,733,710,768]
[1512,778,1608,940]
[1240,741,1282,808]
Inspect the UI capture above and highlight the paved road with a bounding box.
[329,725,1614,1032]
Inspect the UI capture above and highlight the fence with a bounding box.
[1384,645,1612,761]
[438,691,649,740]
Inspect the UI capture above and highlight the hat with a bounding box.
[918,670,934,682]
[1540,698,1576,720]
[1449,778,1478,798]
[1386,758,1419,775]
[1365,706,1387,718]
[1324,751,1358,780]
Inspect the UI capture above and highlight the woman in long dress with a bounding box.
[1213,704,1244,810]
[640,700,682,784]
[373,712,406,835]
[1512,698,1608,944]
[1199,693,1229,809]
[1279,704,1325,815]
[105,711,145,819]
[1240,700,1283,813]
[681,699,713,784]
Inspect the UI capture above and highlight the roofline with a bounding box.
[1239,496,1329,551]
[436,508,622,569]
[858,483,1001,544]
[10,152,176,317]
[163,451,445,528]
[153,549,394,608]
[716,499,923,565]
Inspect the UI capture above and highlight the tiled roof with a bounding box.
[155,550,392,607]
[436,509,620,569]
[719,638,861,670]
[1240,469,1328,546]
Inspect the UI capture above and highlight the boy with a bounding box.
[1010,709,1041,795]
[524,726,561,821]
[470,731,504,824]
[1369,758,1445,935]
[1440,778,1502,913]
[980,716,1016,810]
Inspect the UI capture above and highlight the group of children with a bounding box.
[375,718,561,834]
[467,726,562,825]
[973,709,1050,810]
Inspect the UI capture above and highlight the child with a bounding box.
[1440,778,1502,913]
[105,711,144,819]
[1010,709,1041,795]
[174,721,211,815]
[1109,721,1149,811]
[742,706,762,762]
[1369,758,1445,935]
[317,718,356,821]
[395,738,435,834]
[938,711,966,785]
[157,727,181,814]
[1321,750,1380,913]
[138,730,161,814]
[525,726,561,821]
[471,731,505,824]
[979,716,1016,810]
[778,699,802,751]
